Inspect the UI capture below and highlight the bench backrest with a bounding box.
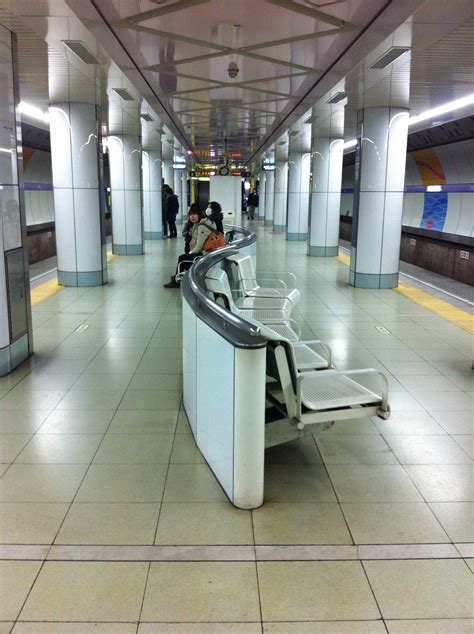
[205,268,235,311]
[227,254,258,292]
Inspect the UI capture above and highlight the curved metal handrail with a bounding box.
[181,232,266,349]
[224,224,256,250]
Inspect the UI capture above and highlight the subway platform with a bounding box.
[0,228,472,632]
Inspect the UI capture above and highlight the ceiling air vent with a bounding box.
[371,47,410,69]
[140,114,154,122]
[327,92,347,104]
[277,140,286,145]
[289,130,299,136]
[62,41,100,65]
[112,88,135,102]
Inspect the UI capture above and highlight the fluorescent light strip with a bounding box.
[19,101,50,124]
[343,93,474,151]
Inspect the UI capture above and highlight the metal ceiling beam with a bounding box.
[265,0,347,27]
[120,0,211,25]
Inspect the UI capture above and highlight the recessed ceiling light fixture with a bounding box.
[327,91,347,104]
[140,113,154,122]
[370,46,410,69]
[62,40,100,65]
[112,88,134,101]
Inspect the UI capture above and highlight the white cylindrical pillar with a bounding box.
[258,173,266,220]
[109,133,143,255]
[142,148,163,240]
[162,160,173,190]
[49,102,108,284]
[287,152,311,240]
[350,107,409,288]
[0,26,33,375]
[181,170,188,219]
[264,170,274,226]
[308,134,344,257]
[273,161,288,232]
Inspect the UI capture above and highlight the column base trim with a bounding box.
[287,233,307,241]
[273,225,286,232]
[57,270,108,287]
[349,271,399,289]
[113,244,144,256]
[308,246,339,257]
[0,334,30,377]
[144,231,163,240]
[264,220,273,226]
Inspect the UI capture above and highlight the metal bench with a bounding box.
[227,253,301,306]
[266,337,390,435]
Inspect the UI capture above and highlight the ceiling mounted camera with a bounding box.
[228,61,239,79]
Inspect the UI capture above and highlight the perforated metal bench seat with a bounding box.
[300,371,382,411]
[246,287,301,306]
[294,343,329,371]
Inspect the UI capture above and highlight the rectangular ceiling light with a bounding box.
[370,47,410,69]
[112,88,134,101]
[327,92,347,104]
[62,41,100,65]
[140,114,154,122]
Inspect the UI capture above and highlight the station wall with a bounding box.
[23,147,55,226]
[340,138,474,237]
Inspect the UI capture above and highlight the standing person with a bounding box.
[166,187,179,238]
[162,184,171,237]
[163,209,216,288]
[182,203,201,254]
[205,201,224,233]
[247,188,259,220]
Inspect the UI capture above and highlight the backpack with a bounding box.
[203,229,226,252]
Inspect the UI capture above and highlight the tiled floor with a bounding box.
[0,226,473,632]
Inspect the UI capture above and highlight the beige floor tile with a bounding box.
[0,503,68,544]
[430,411,473,435]
[318,417,380,435]
[170,434,204,463]
[264,465,337,502]
[327,465,423,502]
[119,390,182,410]
[176,410,192,434]
[0,623,14,634]
[453,435,474,458]
[38,410,115,434]
[0,464,87,502]
[0,435,32,462]
[19,561,148,622]
[0,561,42,620]
[141,562,260,622]
[155,502,253,545]
[128,373,183,391]
[55,502,160,544]
[15,434,103,464]
[265,436,322,464]
[384,435,472,464]
[13,624,137,633]
[263,621,386,633]
[0,389,65,412]
[0,410,50,434]
[76,464,167,502]
[93,433,174,464]
[466,559,474,573]
[253,503,352,545]
[412,391,473,412]
[342,502,450,544]
[404,465,473,502]
[364,560,474,619]
[138,624,261,633]
[258,561,380,621]
[108,410,178,434]
[373,411,445,435]
[429,502,474,542]
[163,464,227,502]
[385,619,474,633]
[56,390,124,410]
[316,435,397,464]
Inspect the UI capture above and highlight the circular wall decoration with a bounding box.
[218,165,230,176]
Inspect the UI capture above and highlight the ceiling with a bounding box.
[0,0,473,168]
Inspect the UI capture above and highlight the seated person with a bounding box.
[205,201,224,233]
[182,203,201,254]
[163,208,216,288]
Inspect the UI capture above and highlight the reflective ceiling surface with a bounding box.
[0,0,473,166]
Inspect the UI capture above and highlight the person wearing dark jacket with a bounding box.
[166,188,179,238]
[162,184,171,236]
[247,188,259,220]
[205,201,224,234]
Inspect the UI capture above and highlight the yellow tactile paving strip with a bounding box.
[30,277,63,306]
[336,251,473,335]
